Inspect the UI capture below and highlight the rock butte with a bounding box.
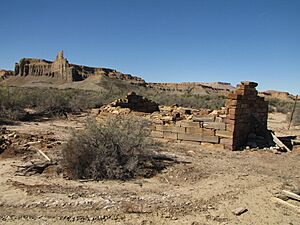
[14,51,145,84]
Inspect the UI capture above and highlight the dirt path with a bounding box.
[0,113,299,224]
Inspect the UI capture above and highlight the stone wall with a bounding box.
[151,81,269,150]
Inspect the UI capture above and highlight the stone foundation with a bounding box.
[151,81,269,150]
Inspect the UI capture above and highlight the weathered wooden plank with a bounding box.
[282,190,300,201]
[271,132,291,152]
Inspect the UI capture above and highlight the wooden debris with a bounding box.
[251,114,291,152]
[231,207,248,216]
[272,197,300,213]
[37,149,51,161]
[282,190,300,201]
[271,132,291,152]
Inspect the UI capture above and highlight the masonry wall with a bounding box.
[150,81,269,150]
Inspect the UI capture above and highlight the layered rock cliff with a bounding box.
[14,51,145,84]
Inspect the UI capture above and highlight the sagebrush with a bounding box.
[62,115,163,180]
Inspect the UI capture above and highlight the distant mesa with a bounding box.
[0,69,14,80]
[4,51,293,98]
[259,90,294,101]
[14,51,145,84]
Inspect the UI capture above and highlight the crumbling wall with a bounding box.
[222,81,268,150]
[111,92,159,113]
[151,115,225,148]
[151,81,269,150]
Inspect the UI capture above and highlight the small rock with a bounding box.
[232,207,248,216]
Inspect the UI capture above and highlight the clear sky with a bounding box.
[0,0,299,94]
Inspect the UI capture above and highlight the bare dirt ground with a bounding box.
[0,112,299,225]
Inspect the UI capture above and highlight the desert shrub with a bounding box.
[0,86,105,121]
[267,98,294,114]
[62,115,163,180]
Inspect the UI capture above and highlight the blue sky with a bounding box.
[0,0,299,94]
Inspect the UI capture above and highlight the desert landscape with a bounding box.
[0,51,299,225]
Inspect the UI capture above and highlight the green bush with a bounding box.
[62,115,163,180]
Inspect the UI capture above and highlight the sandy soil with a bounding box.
[0,112,299,225]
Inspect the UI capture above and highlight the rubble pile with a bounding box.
[110,92,159,113]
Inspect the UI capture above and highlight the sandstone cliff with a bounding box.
[0,69,14,80]
[14,51,145,84]
[9,51,235,95]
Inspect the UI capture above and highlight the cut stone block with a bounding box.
[203,122,226,130]
[177,121,201,128]
[216,130,234,138]
[178,133,219,143]
[193,116,215,122]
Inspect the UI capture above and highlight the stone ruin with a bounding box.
[150,81,269,150]
[110,92,159,113]
[14,51,145,83]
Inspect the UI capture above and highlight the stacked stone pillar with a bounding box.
[222,81,268,150]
